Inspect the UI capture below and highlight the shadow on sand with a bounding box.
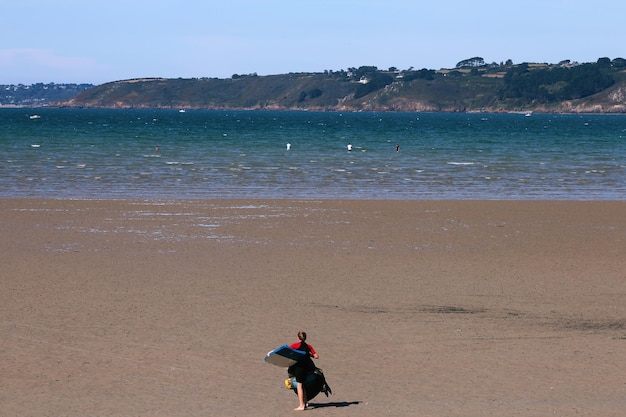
[308,401,361,409]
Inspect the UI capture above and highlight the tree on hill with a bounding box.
[348,66,380,81]
[596,57,611,68]
[612,57,626,68]
[401,68,436,81]
[456,57,485,68]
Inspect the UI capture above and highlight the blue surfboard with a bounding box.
[264,344,307,367]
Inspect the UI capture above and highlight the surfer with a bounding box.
[288,331,319,411]
[347,143,352,152]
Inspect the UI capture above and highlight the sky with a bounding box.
[1,0,625,85]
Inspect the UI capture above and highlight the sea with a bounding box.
[1,108,625,200]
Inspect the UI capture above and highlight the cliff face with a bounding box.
[57,67,626,113]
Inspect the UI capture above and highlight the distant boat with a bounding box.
[179,109,186,113]
[29,114,41,119]
[525,112,532,117]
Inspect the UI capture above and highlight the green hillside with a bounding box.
[58,58,626,113]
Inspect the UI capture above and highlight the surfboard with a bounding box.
[264,344,307,367]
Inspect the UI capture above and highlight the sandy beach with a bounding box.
[1,198,625,417]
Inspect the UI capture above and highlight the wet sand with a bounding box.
[1,199,625,417]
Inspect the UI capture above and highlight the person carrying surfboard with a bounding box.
[288,331,319,411]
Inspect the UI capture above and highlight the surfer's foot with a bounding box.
[294,405,306,411]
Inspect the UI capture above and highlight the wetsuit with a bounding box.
[288,341,317,383]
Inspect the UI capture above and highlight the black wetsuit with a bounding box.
[288,341,316,383]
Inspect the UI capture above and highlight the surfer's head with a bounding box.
[297,331,307,341]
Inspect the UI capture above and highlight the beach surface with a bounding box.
[2,198,625,417]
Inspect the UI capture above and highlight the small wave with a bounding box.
[165,161,195,165]
[447,162,475,166]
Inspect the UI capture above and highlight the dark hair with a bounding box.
[297,331,307,341]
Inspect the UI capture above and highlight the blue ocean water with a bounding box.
[1,108,624,200]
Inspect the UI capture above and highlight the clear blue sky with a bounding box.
[2,0,624,85]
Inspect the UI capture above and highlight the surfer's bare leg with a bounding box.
[294,384,307,410]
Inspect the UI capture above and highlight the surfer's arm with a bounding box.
[309,345,319,359]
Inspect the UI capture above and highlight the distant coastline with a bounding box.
[0,83,94,107]
[4,58,626,113]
